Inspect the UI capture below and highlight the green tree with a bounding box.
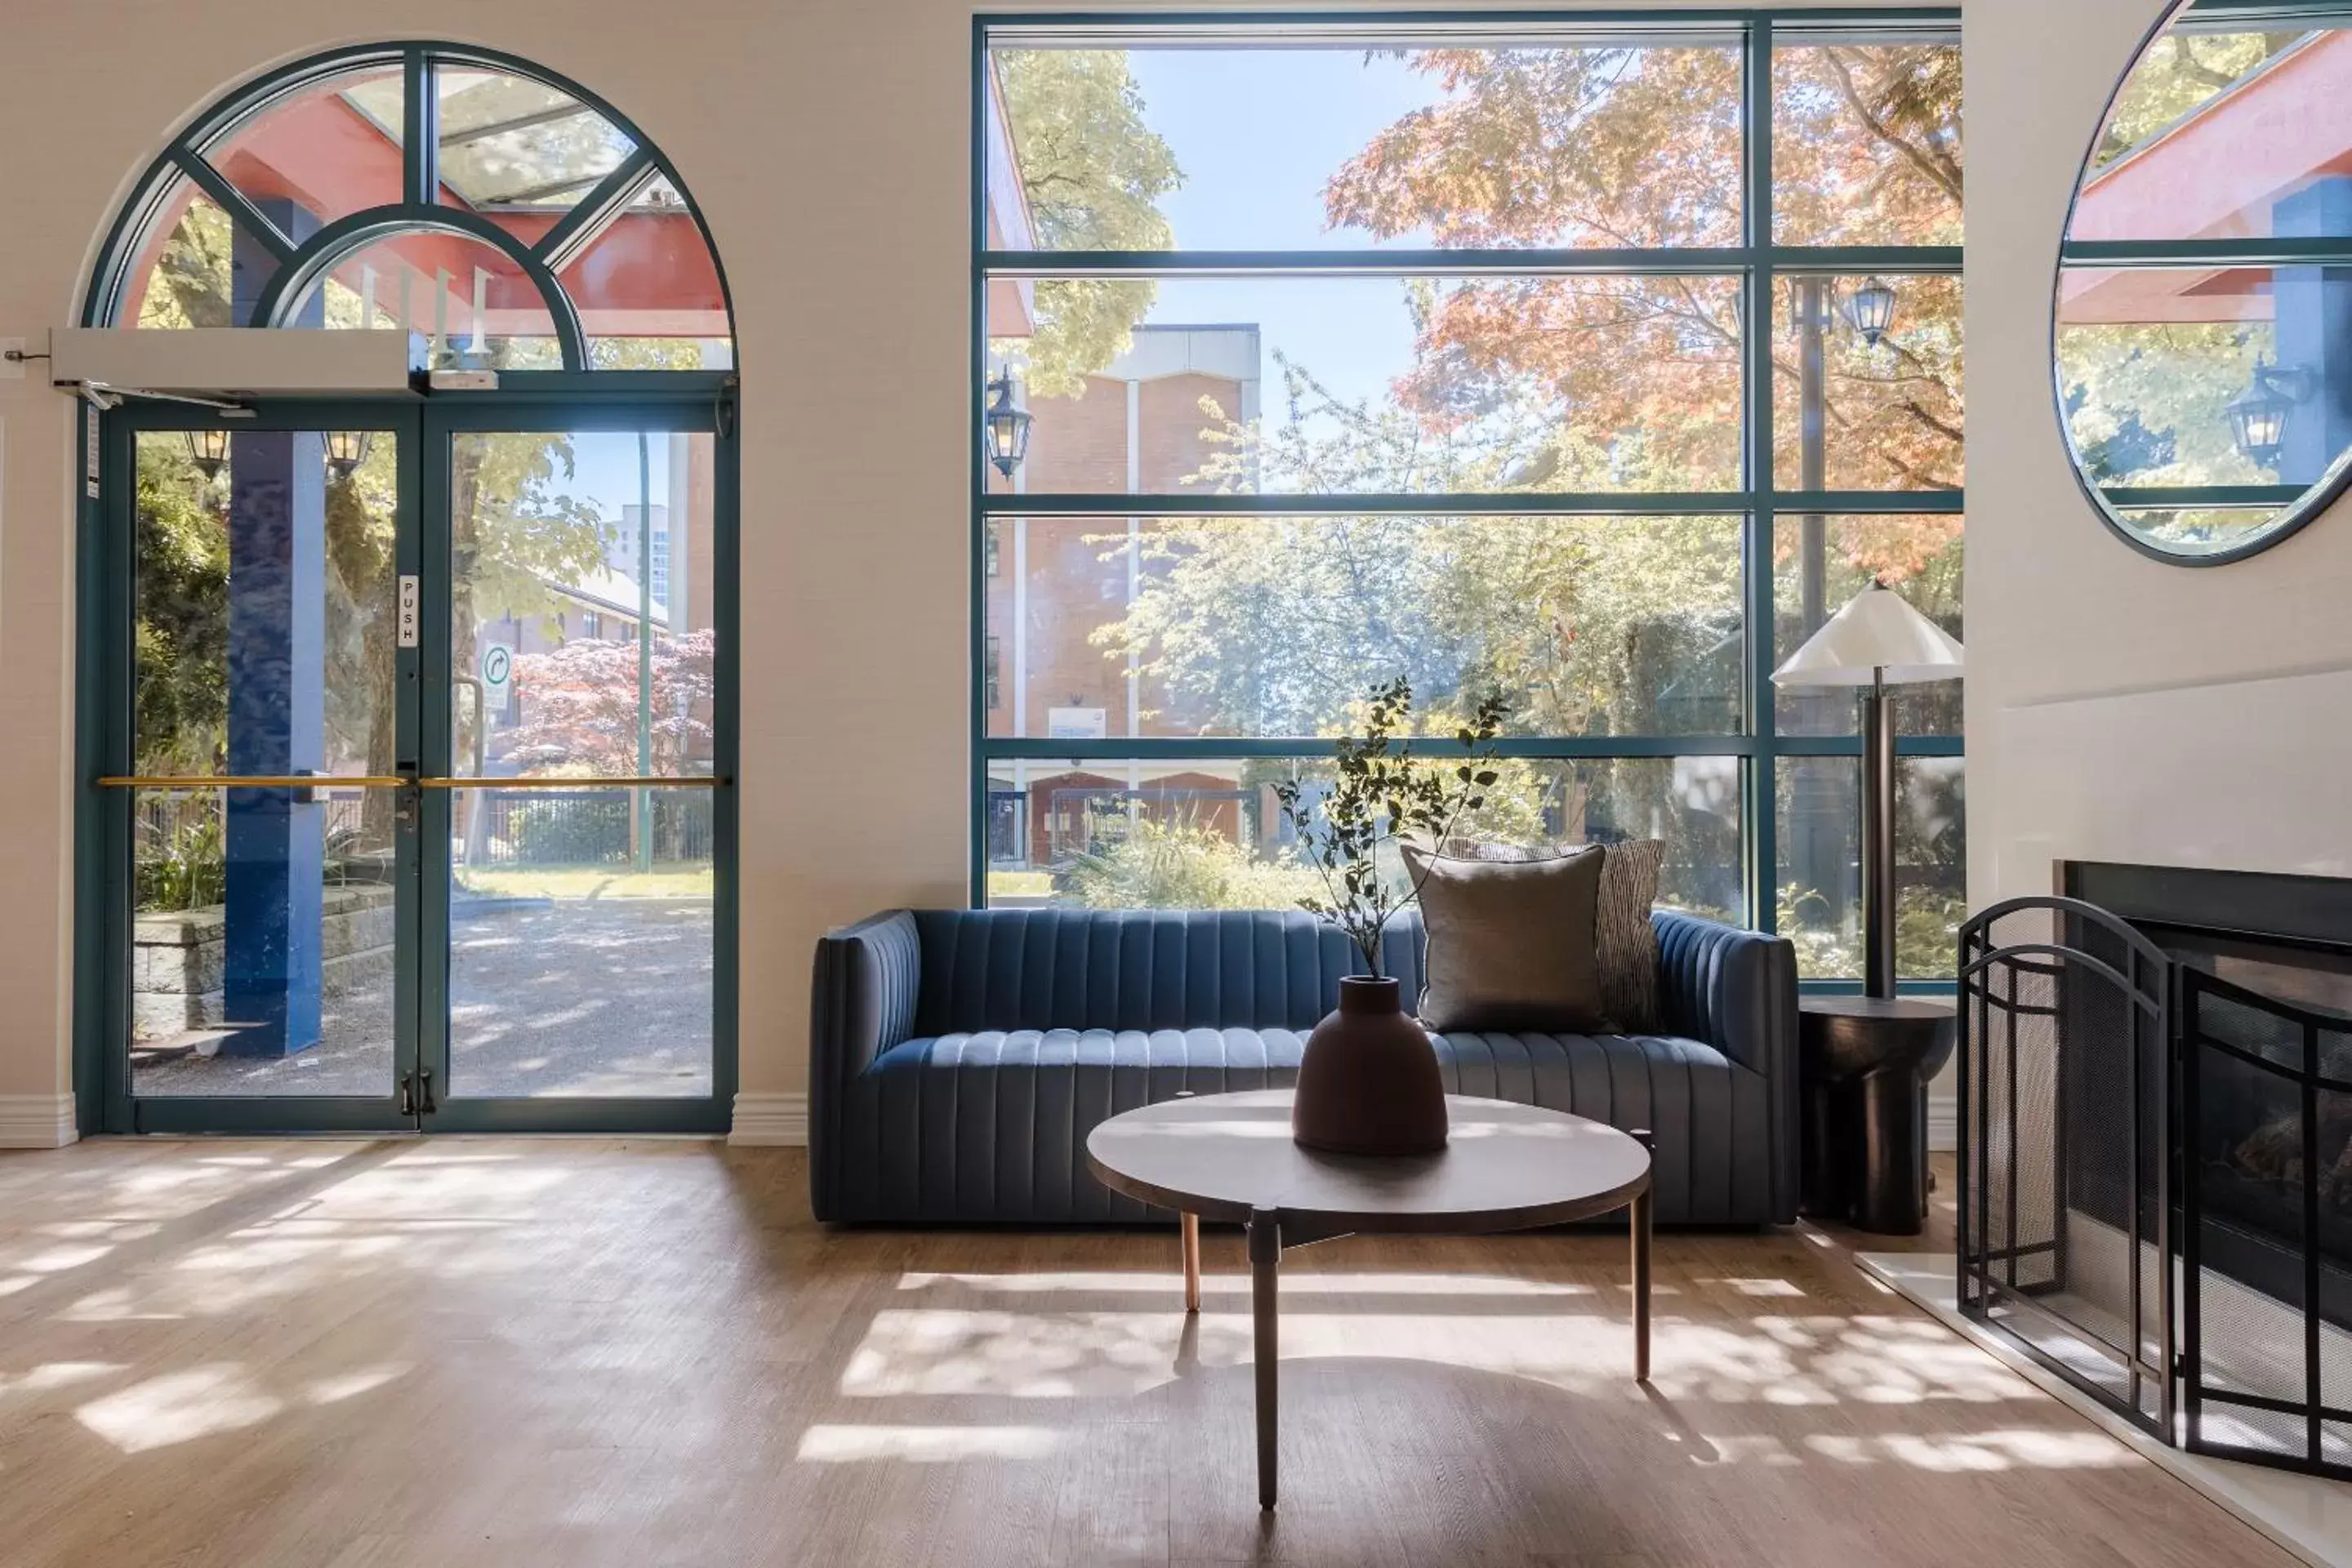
[991,50,1182,396]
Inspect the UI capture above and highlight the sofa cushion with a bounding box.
[842,1023,1765,1226]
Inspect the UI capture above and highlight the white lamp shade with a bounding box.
[1771,581,1965,688]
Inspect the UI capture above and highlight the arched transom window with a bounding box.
[87,43,731,372]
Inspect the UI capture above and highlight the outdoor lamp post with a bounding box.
[1847,275,1898,348]
[324,429,374,481]
[2226,355,2313,470]
[983,370,1033,479]
[1771,581,1965,999]
[185,428,229,481]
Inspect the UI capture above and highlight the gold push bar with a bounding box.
[417,777,724,789]
[97,775,407,790]
[99,775,726,790]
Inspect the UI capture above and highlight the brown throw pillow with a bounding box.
[1402,841,1606,1033]
[1434,836,1667,1034]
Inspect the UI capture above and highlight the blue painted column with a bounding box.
[220,202,326,1057]
[2273,179,2352,487]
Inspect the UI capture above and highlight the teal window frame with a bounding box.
[969,8,1966,992]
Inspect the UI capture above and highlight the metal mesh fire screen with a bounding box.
[2180,966,2352,1478]
[1958,897,2173,1437]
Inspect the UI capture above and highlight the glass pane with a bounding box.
[128,425,402,1093]
[446,430,719,1100]
[1771,514,1962,737]
[1898,756,1966,981]
[290,233,564,368]
[986,37,1742,252]
[127,185,237,330]
[985,754,1741,920]
[1772,35,1962,246]
[207,62,407,232]
[2109,505,2283,558]
[448,430,717,781]
[2075,14,2352,243]
[447,786,713,1098]
[983,513,1743,741]
[133,429,400,777]
[2056,262,2352,559]
[1772,274,1963,490]
[560,201,733,369]
[988,275,1745,495]
[131,785,400,1096]
[434,68,635,212]
[1775,755,1964,980]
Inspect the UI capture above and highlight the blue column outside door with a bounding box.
[2274,179,2352,487]
[220,201,327,1057]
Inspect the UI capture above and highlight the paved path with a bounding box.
[133,900,712,1100]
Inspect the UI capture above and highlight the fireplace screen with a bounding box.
[2180,965,2352,1477]
[1958,897,2173,1437]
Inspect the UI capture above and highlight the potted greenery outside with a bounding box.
[1276,677,1508,1155]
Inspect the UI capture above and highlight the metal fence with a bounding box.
[469,788,714,866]
[134,786,714,872]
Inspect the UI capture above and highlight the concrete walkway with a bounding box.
[132,900,713,1100]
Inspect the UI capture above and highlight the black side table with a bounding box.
[1798,996,1957,1235]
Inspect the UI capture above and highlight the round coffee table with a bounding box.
[1085,1089,1655,1510]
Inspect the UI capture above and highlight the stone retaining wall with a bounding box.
[131,884,397,1040]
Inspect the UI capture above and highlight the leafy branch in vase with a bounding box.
[1275,676,1510,980]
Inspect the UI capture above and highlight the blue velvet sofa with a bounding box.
[808,907,1797,1227]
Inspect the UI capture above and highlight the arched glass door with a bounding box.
[82,43,736,1133]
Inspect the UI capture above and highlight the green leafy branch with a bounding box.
[1275,675,1509,979]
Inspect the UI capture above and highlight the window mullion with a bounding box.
[1744,14,1779,935]
[404,47,439,207]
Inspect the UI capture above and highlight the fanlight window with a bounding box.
[91,44,731,372]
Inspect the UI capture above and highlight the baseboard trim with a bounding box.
[728,1091,808,1147]
[0,1094,79,1149]
[1928,1089,1956,1154]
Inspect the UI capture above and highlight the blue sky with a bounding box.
[1124,47,1441,408]
[560,430,671,532]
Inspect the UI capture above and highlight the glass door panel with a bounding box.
[439,428,719,1102]
[122,423,409,1105]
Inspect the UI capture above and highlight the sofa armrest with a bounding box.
[808,911,921,1220]
[1652,910,1800,1223]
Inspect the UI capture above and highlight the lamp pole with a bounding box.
[1792,277,1842,932]
[636,430,653,874]
[1860,666,1897,1000]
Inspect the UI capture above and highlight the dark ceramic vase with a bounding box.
[1291,975,1449,1155]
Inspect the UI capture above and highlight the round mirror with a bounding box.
[2055,1,2352,563]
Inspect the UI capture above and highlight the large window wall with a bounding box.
[973,11,1962,981]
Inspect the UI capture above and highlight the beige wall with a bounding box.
[11,0,2338,1141]
[1965,0,2352,905]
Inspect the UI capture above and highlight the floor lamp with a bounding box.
[1771,581,1965,999]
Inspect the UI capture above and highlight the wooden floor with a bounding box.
[0,1140,2294,1568]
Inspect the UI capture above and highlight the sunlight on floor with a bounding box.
[795,1423,1064,1463]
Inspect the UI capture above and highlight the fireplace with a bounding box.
[1959,864,2352,1479]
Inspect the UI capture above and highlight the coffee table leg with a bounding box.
[1628,1129,1655,1384]
[1182,1210,1201,1315]
[1632,1181,1653,1381]
[1247,1205,1280,1510]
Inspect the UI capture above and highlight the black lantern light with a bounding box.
[324,429,374,481]
[185,428,229,481]
[1847,275,1898,348]
[982,370,1032,479]
[2226,355,2315,470]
